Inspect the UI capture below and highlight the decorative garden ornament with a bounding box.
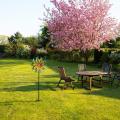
[32,57,45,101]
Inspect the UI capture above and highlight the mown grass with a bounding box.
[0,58,120,120]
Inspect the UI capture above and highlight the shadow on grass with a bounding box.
[0,59,30,68]
[40,74,58,78]
[0,100,37,105]
[0,82,58,92]
[83,87,120,99]
[69,81,120,100]
[1,59,120,100]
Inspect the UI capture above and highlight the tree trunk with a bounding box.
[83,51,89,64]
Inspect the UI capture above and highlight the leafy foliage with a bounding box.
[6,33,40,58]
[45,0,120,51]
[16,44,31,58]
[38,26,50,48]
[8,32,23,56]
[102,38,120,48]
[8,32,22,44]
[109,52,120,64]
[23,36,39,47]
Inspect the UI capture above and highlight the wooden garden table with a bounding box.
[76,71,108,92]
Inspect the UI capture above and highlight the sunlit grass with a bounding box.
[0,58,120,120]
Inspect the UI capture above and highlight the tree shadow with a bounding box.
[40,74,58,78]
[0,82,57,92]
[0,100,37,105]
[0,59,30,68]
[1,59,120,100]
[83,87,120,100]
[68,80,120,100]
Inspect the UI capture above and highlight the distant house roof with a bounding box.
[0,35,8,45]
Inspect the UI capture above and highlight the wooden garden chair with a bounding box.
[93,62,113,86]
[77,64,86,80]
[102,62,113,85]
[57,67,75,89]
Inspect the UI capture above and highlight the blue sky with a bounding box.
[0,0,120,36]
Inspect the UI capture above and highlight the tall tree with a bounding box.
[8,32,23,44]
[44,0,120,54]
[14,32,23,42]
[23,36,38,47]
[39,26,50,48]
[23,36,39,58]
[8,32,23,55]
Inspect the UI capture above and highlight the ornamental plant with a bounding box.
[44,0,120,62]
[32,57,45,101]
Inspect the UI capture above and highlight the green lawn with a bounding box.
[0,58,120,120]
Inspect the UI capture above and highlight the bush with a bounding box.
[100,51,120,64]
[48,51,61,60]
[5,45,14,57]
[94,50,103,63]
[47,50,94,63]
[109,52,120,64]
[0,45,6,53]
[16,44,31,58]
[36,48,48,58]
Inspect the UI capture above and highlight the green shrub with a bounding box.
[109,52,120,64]
[36,48,48,58]
[48,50,94,63]
[94,50,103,63]
[16,44,31,58]
[100,52,110,63]
[5,44,14,57]
[48,51,61,60]
[0,45,6,53]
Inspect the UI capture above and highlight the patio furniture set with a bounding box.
[57,63,120,92]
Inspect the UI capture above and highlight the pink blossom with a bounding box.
[44,0,120,51]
